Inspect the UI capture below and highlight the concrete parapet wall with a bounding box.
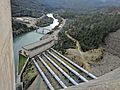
[0,0,15,90]
[63,67,120,90]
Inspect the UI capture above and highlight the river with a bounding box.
[13,13,59,74]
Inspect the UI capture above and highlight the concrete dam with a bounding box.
[0,0,15,90]
[1,0,120,90]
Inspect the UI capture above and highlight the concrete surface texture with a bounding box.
[27,75,48,90]
[105,29,120,57]
[63,67,120,90]
[0,0,15,90]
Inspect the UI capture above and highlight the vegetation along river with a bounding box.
[13,13,59,75]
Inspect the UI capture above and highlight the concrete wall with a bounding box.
[21,36,55,58]
[0,0,15,90]
[28,40,55,58]
[63,67,120,90]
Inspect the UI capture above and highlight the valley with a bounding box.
[11,0,120,90]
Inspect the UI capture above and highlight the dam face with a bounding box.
[0,0,15,90]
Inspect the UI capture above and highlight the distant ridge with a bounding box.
[41,0,120,10]
[11,0,120,17]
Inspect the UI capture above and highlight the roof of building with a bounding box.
[22,36,54,51]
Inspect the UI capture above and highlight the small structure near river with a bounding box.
[20,36,56,58]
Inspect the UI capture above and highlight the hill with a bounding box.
[41,0,120,10]
[11,0,49,17]
[11,0,120,17]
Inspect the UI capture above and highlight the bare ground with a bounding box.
[65,30,120,77]
[91,51,120,76]
[66,48,120,77]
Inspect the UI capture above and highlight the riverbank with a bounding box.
[16,14,65,89]
[12,14,54,37]
[14,13,60,75]
[12,17,37,37]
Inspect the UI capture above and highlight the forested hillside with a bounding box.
[42,0,120,10]
[12,18,36,37]
[56,12,120,52]
[11,0,120,17]
[11,0,49,17]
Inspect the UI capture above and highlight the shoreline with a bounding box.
[12,14,53,37]
[16,14,66,89]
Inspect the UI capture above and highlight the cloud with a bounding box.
[100,0,107,3]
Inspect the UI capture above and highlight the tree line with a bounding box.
[55,12,120,52]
